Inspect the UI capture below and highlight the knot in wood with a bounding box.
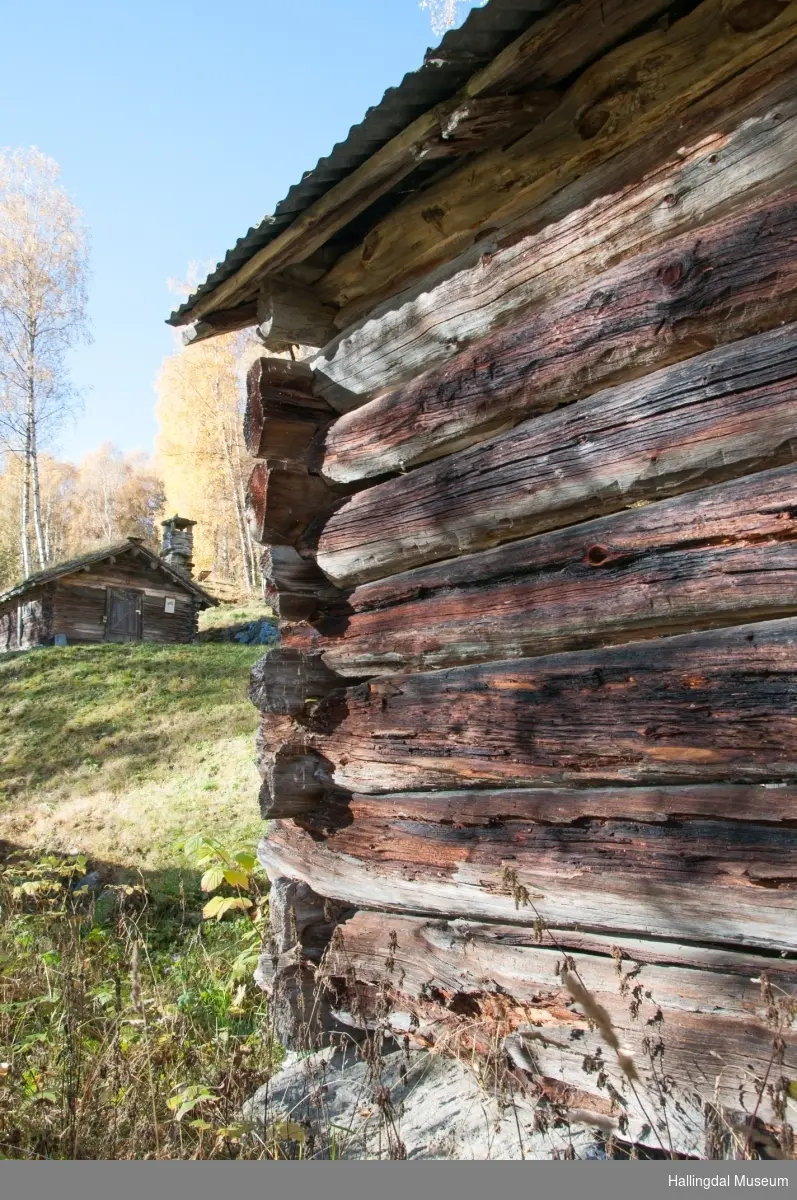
[585,545,610,566]
[658,261,686,289]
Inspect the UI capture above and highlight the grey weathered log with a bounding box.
[311,84,797,403]
[316,187,797,483]
[317,0,797,326]
[309,463,797,675]
[173,0,673,329]
[257,279,338,353]
[312,323,797,586]
[261,545,344,623]
[319,911,796,1145]
[259,793,797,953]
[181,300,258,345]
[258,745,329,820]
[249,648,344,717]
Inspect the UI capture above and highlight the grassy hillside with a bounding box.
[0,641,266,871]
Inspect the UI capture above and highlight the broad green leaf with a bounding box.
[234,852,257,872]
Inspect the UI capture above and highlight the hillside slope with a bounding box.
[0,641,265,869]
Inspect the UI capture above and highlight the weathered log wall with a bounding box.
[244,3,797,1157]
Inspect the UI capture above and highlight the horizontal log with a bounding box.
[321,911,796,1151]
[246,461,341,547]
[307,617,797,794]
[341,783,797,828]
[257,279,338,353]
[317,187,797,483]
[259,796,797,951]
[244,357,331,460]
[315,464,797,675]
[311,79,797,404]
[176,0,673,326]
[181,301,258,345]
[318,0,797,323]
[250,648,344,716]
[312,323,797,586]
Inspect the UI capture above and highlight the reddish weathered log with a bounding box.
[246,461,341,547]
[316,189,797,484]
[312,323,797,586]
[244,357,332,461]
[306,617,797,794]
[314,464,797,675]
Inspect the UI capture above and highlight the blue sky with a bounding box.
[1,0,480,463]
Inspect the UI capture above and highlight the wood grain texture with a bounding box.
[312,323,797,586]
[305,617,797,793]
[319,910,796,1151]
[243,356,331,461]
[318,0,797,321]
[258,796,797,951]
[311,464,797,675]
[256,280,338,353]
[317,188,797,483]
[245,461,341,547]
[176,0,673,325]
[249,648,344,717]
[312,74,797,402]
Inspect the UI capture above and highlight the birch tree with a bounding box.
[155,332,261,593]
[0,148,89,576]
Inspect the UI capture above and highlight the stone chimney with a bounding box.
[160,515,196,577]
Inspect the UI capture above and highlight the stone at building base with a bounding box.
[244,1042,604,1161]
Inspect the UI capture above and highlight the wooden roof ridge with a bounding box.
[0,540,218,608]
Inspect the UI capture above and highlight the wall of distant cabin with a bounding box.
[243,0,797,1155]
[52,562,198,645]
[0,587,50,653]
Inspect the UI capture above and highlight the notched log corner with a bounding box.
[255,875,356,1050]
[244,355,333,462]
[249,648,346,717]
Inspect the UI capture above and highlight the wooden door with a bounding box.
[104,588,143,642]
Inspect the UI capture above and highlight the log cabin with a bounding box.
[0,517,216,651]
[169,0,797,1157]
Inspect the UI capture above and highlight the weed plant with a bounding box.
[0,847,280,1160]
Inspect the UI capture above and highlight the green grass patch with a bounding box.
[0,642,266,870]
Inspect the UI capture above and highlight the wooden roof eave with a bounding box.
[170,0,674,346]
